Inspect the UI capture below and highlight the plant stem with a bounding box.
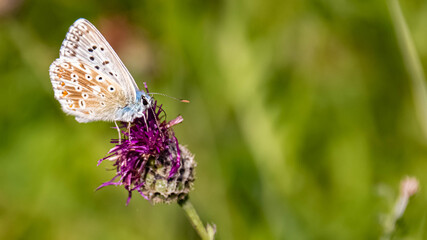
[179,197,215,240]
[380,177,419,240]
[388,0,427,139]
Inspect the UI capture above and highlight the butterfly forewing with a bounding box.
[49,59,127,122]
[59,18,138,101]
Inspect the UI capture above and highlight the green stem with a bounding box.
[388,0,427,139]
[178,197,215,240]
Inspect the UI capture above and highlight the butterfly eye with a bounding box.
[142,98,148,106]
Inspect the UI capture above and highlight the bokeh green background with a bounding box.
[1,0,427,239]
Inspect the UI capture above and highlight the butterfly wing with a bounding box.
[59,18,138,99]
[49,18,141,122]
[49,59,129,122]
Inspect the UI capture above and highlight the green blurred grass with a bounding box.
[1,0,427,239]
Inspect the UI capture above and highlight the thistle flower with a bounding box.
[97,100,196,205]
[96,89,214,239]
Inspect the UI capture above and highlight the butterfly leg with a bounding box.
[115,121,122,144]
[142,112,149,131]
[127,122,132,142]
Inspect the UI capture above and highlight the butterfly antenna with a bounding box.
[148,92,190,103]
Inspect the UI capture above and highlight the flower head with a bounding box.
[98,99,195,205]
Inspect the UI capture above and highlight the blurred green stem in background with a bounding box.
[179,197,215,240]
[388,0,427,139]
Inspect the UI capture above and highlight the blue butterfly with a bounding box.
[49,18,153,125]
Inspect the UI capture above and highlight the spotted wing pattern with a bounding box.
[49,59,127,122]
[59,18,139,100]
[49,18,141,122]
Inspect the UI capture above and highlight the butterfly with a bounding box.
[49,18,153,126]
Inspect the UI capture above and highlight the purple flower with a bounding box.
[97,99,195,205]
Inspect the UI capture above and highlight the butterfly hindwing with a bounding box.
[49,59,128,122]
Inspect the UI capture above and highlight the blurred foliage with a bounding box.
[1,0,427,239]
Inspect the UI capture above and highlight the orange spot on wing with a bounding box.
[62,90,68,97]
[61,82,65,86]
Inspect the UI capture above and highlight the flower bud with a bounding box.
[142,145,196,204]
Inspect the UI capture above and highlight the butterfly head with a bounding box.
[136,90,153,115]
